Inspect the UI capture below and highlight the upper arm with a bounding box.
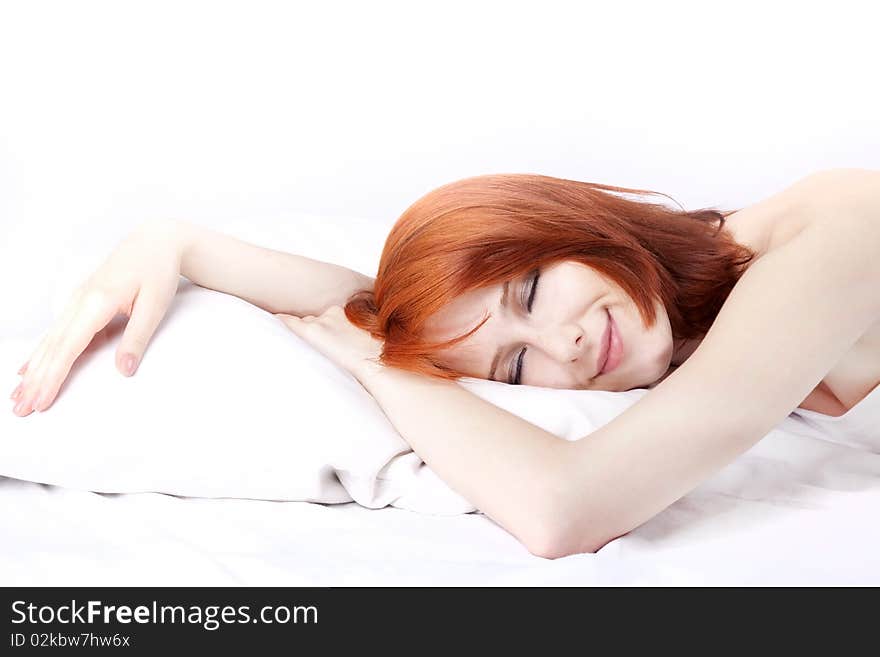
[556,188,880,554]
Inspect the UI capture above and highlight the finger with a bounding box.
[116,286,167,376]
[20,332,53,390]
[28,291,119,413]
[18,361,28,376]
[14,289,89,414]
[17,287,85,396]
[38,291,121,411]
[13,331,56,414]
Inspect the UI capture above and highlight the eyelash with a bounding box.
[510,268,540,385]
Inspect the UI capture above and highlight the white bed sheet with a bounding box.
[3,472,879,586]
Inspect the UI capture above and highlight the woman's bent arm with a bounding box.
[165,218,375,316]
[556,185,880,555]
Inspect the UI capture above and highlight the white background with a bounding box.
[1,0,878,338]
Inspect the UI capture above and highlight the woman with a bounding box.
[10,169,880,558]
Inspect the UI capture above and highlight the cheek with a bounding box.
[641,305,675,369]
[619,299,670,365]
[525,354,580,389]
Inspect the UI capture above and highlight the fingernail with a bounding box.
[13,398,31,415]
[10,383,22,400]
[122,354,138,376]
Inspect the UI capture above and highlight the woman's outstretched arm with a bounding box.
[355,170,880,559]
[171,218,375,316]
[11,218,375,416]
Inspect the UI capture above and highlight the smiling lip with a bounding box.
[595,311,612,376]
[597,309,623,376]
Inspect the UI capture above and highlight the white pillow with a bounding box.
[0,282,480,514]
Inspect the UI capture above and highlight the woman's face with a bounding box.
[421,260,677,391]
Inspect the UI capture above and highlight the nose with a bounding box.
[534,322,585,363]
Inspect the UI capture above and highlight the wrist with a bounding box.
[354,360,454,395]
[353,358,390,390]
[137,218,197,274]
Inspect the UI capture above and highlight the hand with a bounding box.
[10,219,185,416]
[276,305,385,385]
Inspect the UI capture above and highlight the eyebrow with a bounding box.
[488,280,510,382]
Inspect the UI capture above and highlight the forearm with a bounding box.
[155,218,374,316]
[357,365,570,558]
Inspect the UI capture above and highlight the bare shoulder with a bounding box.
[801,166,880,191]
[724,168,880,257]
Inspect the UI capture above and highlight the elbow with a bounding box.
[526,529,613,560]
[522,506,615,559]
[519,509,581,559]
[521,444,621,559]
[525,536,581,560]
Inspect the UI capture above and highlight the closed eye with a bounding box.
[510,268,540,385]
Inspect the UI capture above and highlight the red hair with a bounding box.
[344,173,756,382]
